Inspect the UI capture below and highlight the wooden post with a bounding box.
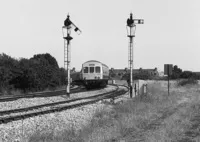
[164,64,172,96]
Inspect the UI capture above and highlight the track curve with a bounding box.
[0,84,129,124]
[0,86,85,102]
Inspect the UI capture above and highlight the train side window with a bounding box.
[90,67,94,73]
[84,67,88,73]
[95,66,101,73]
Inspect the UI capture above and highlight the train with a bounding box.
[71,60,110,89]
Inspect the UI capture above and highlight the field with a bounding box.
[2,80,200,142]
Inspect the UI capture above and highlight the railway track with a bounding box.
[0,86,85,102]
[0,84,128,124]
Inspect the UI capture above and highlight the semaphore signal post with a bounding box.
[62,14,81,97]
[126,13,144,98]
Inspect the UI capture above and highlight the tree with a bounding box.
[0,52,68,93]
[71,67,76,73]
[0,53,20,92]
[59,68,67,85]
[109,68,116,78]
[28,53,61,90]
[124,67,128,73]
[180,71,193,79]
[171,65,182,79]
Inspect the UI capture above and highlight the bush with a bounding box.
[177,78,198,86]
[0,53,66,94]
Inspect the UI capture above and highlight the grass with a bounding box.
[177,78,198,86]
[28,81,200,142]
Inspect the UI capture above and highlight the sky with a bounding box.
[0,0,200,72]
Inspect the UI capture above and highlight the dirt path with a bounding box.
[178,103,200,142]
[119,84,200,142]
[123,104,185,141]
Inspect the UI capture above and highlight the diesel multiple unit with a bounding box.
[80,60,109,89]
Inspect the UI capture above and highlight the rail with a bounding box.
[0,84,128,124]
[0,86,84,102]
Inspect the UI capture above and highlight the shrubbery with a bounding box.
[177,78,198,86]
[0,53,67,94]
[171,65,200,80]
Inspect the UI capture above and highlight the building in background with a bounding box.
[110,67,159,79]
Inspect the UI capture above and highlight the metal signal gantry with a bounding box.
[62,14,81,97]
[126,13,144,98]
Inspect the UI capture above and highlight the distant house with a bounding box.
[158,71,165,77]
[110,68,126,76]
[110,67,159,77]
[138,68,159,76]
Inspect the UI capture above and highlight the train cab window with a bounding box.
[95,66,101,73]
[89,67,94,73]
[83,67,88,73]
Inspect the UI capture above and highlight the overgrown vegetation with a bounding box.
[0,53,67,95]
[171,65,200,80]
[177,78,198,86]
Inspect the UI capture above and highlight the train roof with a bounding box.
[83,60,109,68]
